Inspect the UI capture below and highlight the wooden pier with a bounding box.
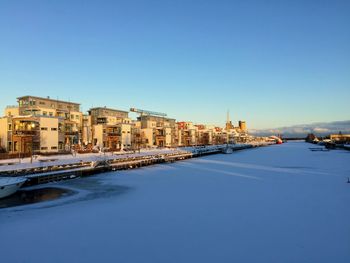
[0,143,268,186]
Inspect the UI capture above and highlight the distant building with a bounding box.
[239,121,247,131]
[177,122,197,146]
[330,134,350,143]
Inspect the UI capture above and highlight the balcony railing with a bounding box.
[65,131,79,136]
[106,132,121,136]
[13,130,38,136]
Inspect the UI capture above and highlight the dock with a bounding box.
[0,143,272,186]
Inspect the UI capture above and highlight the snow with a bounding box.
[0,148,188,172]
[0,144,267,173]
[0,176,27,186]
[0,142,349,263]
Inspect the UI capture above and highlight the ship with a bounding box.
[0,177,27,199]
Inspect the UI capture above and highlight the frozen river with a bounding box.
[1,142,349,263]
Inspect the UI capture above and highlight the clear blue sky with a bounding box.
[0,0,349,129]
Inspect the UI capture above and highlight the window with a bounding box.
[41,127,48,131]
[39,101,45,105]
[41,147,48,150]
[49,112,53,117]
[51,128,57,131]
[43,111,47,116]
[51,146,58,150]
[8,124,12,131]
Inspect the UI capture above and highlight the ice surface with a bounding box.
[0,142,349,263]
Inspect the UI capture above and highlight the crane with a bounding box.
[130,108,167,117]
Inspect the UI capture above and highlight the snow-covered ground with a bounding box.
[0,142,349,263]
[0,148,187,172]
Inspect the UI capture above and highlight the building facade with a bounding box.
[88,107,131,151]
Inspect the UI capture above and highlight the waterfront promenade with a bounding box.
[0,141,349,263]
[0,143,270,185]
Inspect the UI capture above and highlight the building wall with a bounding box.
[0,117,9,151]
[142,128,154,147]
[82,115,92,145]
[177,129,182,146]
[39,117,59,153]
[120,124,132,149]
[4,107,19,117]
[93,125,104,149]
[239,121,247,131]
[165,127,172,147]
[69,111,83,128]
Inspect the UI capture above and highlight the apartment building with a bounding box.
[89,107,129,126]
[177,122,197,146]
[138,115,176,148]
[0,115,62,154]
[0,116,11,152]
[239,121,247,131]
[1,96,251,153]
[88,107,131,151]
[195,124,213,146]
[17,96,82,149]
[0,106,19,152]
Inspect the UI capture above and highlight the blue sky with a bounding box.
[0,0,349,129]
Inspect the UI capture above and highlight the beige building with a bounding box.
[0,116,11,152]
[89,107,129,126]
[239,121,247,131]
[82,114,92,146]
[0,115,62,154]
[4,106,19,117]
[177,122,198,146]
[17,96,82,149]
[330,134,350,143]
[138,115,176,148]
[88,107,131,151]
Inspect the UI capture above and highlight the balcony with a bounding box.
[65,131,79,136]
[106,132,121,136]
[13,130,38,136]
[97,117,108,124]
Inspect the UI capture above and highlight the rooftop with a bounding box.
[89,107,129,114]
[17,96,80,106]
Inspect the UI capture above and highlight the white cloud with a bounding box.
[250,120,350,137]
